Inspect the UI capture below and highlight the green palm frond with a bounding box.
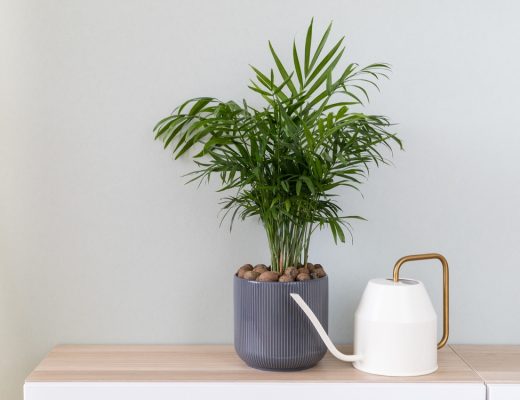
[154,20,402,272]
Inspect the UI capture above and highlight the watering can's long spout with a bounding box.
[290,293,362,362]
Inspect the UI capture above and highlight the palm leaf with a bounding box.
[153,19,401,272]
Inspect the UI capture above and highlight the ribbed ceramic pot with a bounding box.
[233,274,328,371]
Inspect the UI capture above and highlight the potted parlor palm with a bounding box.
[154,20,401,370]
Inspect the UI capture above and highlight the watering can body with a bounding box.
[291,253,449,377]
[353,278,438,375]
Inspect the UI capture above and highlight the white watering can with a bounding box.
[291,253,449,376]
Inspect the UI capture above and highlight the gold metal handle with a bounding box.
[393,253,449,349]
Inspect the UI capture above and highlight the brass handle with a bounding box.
[393,253,449,349]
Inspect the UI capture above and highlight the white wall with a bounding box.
[2,0,520,398]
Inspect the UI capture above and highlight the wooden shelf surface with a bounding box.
[452,345,520,384]
[26,344,482,383]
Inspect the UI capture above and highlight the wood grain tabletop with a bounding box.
[452,345,520,384]
[26,344,483,383]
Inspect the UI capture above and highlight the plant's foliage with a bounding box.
[154,21,402,272]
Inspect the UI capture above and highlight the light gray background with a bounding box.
[2,0,520,398]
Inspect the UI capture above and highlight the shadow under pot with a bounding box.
[233,274,328,371]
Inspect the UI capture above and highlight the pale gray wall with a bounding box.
[2,0,520,398]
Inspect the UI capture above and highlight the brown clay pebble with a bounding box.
[298,267,310,275]
[296,273,311,281]
[314,268,327,278]
[306,262,315,272]
[285,266,299,279]
[278,274,294,283]
[237,264,253,278]
[310,272,318,279]
[253,264,268,274]
[314,263,323,270]
[243,270,261,281]
[257,271,280,282]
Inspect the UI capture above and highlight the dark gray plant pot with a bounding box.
[233,274,328,371]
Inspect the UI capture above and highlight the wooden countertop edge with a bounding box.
[25,344,520,384]
[451,344,520,384]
